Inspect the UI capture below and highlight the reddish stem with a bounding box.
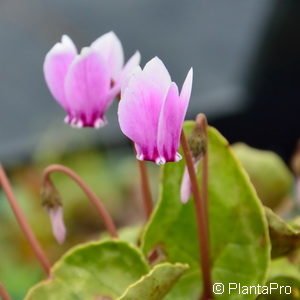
[137,160,153,219]
[42,165,118,238]
[180,132,213,300]
[0,283,11,300]
[197,114,209,239]
[0,164,51,276]
[117,96,153,220]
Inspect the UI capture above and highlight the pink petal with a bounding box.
[91,31,124,79]
[121,65,142,96]
[157,83,181,162]
[157,68,193,162]
[107,52,141,106]
[180,68,193,106]
[142,57,171,99]
[117,51,141,84]
[48,206,66,244]
[180,159,200,203]
[180,166,192,204]
[64,47,111,127]
[43,35,77,110]
[118,58,171,162]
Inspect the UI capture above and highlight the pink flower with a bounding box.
[118,57,193,165]
[47,206,66,244]
[43,32,140,128]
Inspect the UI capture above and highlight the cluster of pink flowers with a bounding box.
[44,32,194,242]
[44,32,193,165]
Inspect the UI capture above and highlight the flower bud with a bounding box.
[180,119,207,203]
[187,128,207,161]
[41,180,66,244]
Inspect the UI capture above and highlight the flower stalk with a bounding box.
[0,282,11,300]
[42,164,118,238]
[137,160,153,219]
[197,113,209,235]
[180,129,212,299]
[0,164,51,276]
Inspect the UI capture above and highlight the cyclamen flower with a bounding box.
[118,57,193,164]
[43,32,140,128]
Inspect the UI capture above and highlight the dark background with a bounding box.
[1,0,298,165]
[213,0,300,162]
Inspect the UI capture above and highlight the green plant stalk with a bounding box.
[180,132,213,300]
[197,114,209,241]
[118,97,153,221]
[0,164,51,276]
[137,160,153,219]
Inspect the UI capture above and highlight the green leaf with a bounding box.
[25,240,149,300]
[119,263,188,300]
[142,123,270,299]
[258,257,300,299]
[268,257,300,283]
[101,225,143,246]
[232,143,293,209]
[265,207,300,258]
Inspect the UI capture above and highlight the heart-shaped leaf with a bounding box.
[119,262,188,300]
[142,123,270,299]
[25,240,149,300]
[26,240,187,300]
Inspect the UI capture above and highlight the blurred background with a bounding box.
[0,0,299,298]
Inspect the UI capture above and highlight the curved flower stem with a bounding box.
[137,160,153,219]
[0,164,51,276]
[180,132,212,300]
[42,165,118,238]
[0,282,11,300]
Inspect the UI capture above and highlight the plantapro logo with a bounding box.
[213,282,292,295]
